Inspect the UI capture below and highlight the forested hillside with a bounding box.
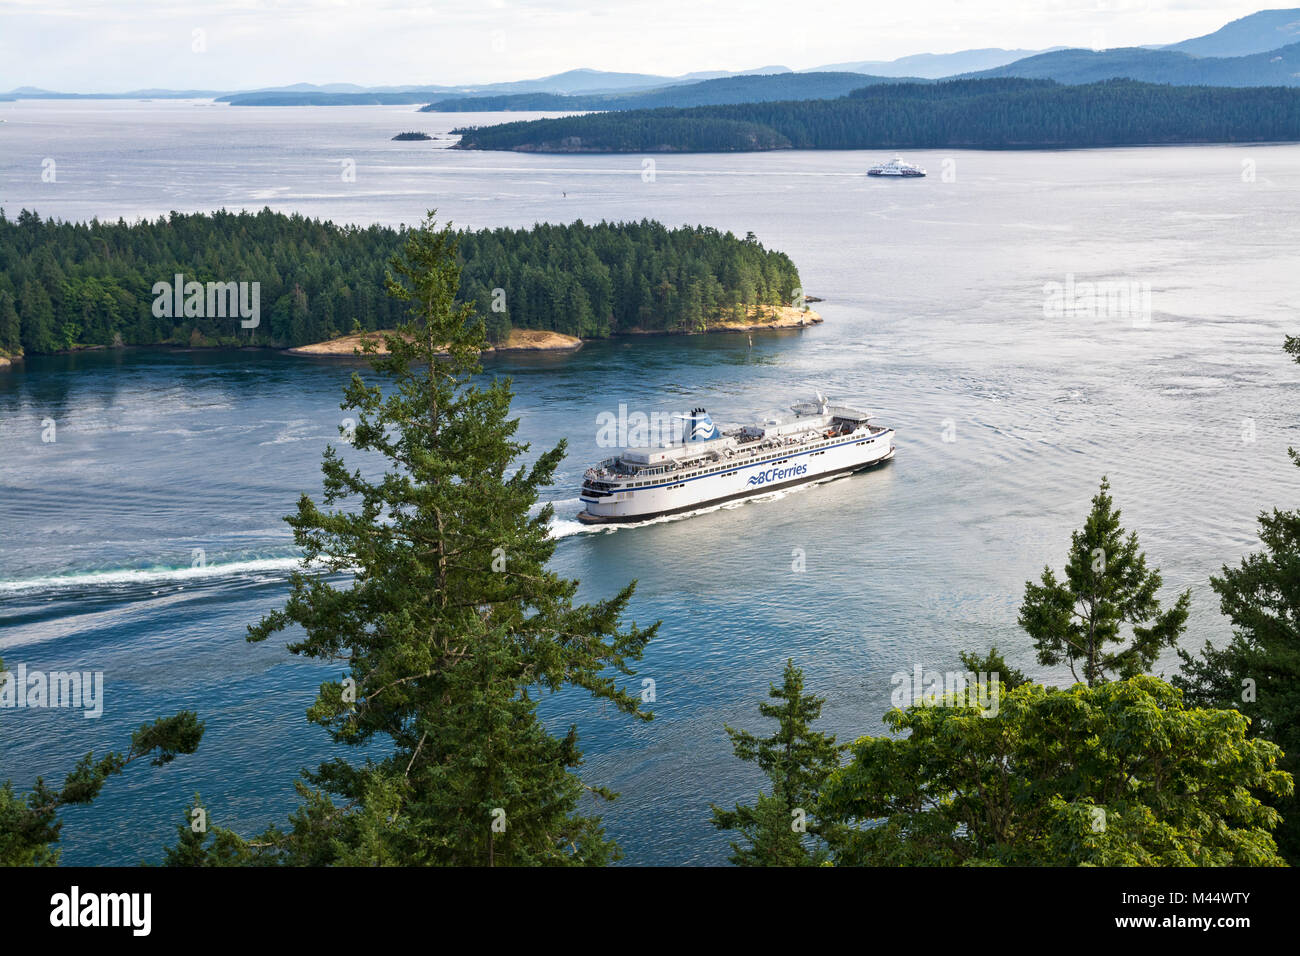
[0,209,802,356]
[422,72,910,112]
[452,78,1300,151]
[966,41,1300,86]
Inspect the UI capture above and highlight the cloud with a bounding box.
[0,0,1268,93]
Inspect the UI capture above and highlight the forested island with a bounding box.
[421,72,908,112]
[452,77,1300,151]
[0,209,806,359]
[391,131,432,141]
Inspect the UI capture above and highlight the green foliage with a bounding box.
[1019,477,1191,686]
[958,645,1030,690]
[819,675,1292,866]
[1175,335,1300,862]
[160,795,259,866]
[0,662,204,868]
[710,660,845,865]
[0,289,20,356]
[0,208,802,353]
[221,212,657,865]
[453,78,1300,152]
[17,280,57,354]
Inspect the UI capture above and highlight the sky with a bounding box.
[0,0,1277,93]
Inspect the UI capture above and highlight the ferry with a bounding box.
[867,156,926,177]
[578,395,895,524]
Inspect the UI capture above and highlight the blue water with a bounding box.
[1,101,1298,864]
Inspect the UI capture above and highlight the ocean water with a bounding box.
[0,100,1297,865]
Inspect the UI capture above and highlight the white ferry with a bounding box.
[578,395,895,524]
[867,156,926,177]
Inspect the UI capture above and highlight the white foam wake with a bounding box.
[0,484,841,594]
[0,557,310,594]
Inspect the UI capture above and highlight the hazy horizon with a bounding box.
[0,1,1278,94]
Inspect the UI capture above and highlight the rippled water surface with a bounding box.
[0,100,1297,864]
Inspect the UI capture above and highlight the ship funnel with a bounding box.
[683,407,721,443]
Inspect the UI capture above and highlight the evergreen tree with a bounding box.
[0,655,204,867]
[710,659,844,865]
[958,645,1029,690]
[1175,335,1300,862]
[1019,477,1191,685]
[0,290,20,355]
[233,212,658,865]
[160,795,251,867]
[18,280,57,354]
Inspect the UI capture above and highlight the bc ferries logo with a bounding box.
[691,419,720,441]
[685,408,720,442]
[748,463,808,487]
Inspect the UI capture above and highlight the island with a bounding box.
[391,131,432,141]
[451,77,1300,152]
[0,210,813,357]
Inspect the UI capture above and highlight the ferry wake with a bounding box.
[578,395,895,524]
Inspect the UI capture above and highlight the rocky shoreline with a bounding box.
[5,306,822,367]
[286,327,584,357]
[620,305,823,336]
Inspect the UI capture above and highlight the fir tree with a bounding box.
[1175,335,1300,862]
[239,212,658,865]
[0,659,204,867]
[1019,477,1191,686]
[18,280,57,354]
[710,660,844,865]
[0,290,20,355]
[958,645,1029,690]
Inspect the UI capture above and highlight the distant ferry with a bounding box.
[868,156,926,178]
[578,395,895,524]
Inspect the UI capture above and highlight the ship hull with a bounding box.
[578,431,895,524]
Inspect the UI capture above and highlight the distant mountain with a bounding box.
[422,72,918,112]
[678,66,793,81]
[440,66,795,96]
[5,86,226,99]
[469,68,691,95]
[14,8,1300,103]
[1164,7,1300,57]
[965,41,1300,86]
[807,48,1058,79]
[223,91,438,106]
[219,67,811,105]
